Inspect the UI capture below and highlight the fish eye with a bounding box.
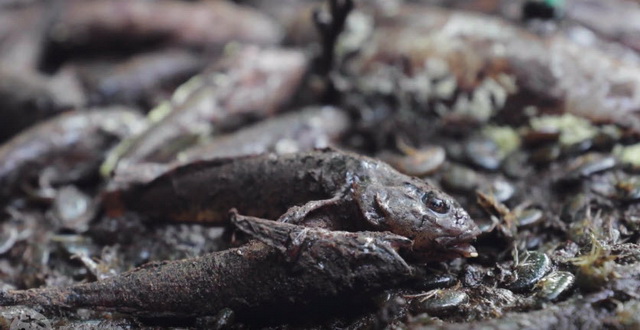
[422,193,450,214]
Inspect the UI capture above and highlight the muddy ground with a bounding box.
[0,0,639,329]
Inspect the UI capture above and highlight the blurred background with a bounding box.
[2,0,640,328]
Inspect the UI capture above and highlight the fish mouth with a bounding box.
[413,242,478,262]
[447,243,478,258]
[434,236,479,258]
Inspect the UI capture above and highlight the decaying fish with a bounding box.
[0,108,146,200]
[41,0,282,69]
[340,5,640,134]
[177,106,350,162]
[75,49,206,107]
[0,67,74,142]
[0,215,422,318]
[109,106,351,185]
[103,45,308,173]
[106,149,480,261]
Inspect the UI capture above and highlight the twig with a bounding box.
[313,0,354,102]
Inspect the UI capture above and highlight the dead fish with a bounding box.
[0,216,422,318]
[105,149,480,261]
[103,45,308,172]
[177,106,350,162]
[0,108,146,201]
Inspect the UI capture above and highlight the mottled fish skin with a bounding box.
[177,106,350,162]
[109,46,308,167]
[0,108,146,201]
[106,149,480,261]
[108,106,350,188]
[0,218,424,317]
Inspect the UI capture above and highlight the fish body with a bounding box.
[106,149,480,261]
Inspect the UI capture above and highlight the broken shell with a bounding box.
[536,271,575,301]
[516,208,544,228]
[410,289,469,316]
[464,138,503,171]
[420,273,458,291]
[558,154,617,184]
[561,139,593,157]
[508,251,552,292]
[441,165,480,193]
[502,151,532,179]
[481,179,516,203]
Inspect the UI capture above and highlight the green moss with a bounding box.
[615,143,640,167]
[482,125,521,156]
[529,114,597,146]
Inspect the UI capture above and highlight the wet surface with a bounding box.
[0,0,639,329]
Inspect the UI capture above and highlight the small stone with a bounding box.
[516,208,544,227]
[508,251,552,292]
[410,289,469,316]
[536,271,575,301]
